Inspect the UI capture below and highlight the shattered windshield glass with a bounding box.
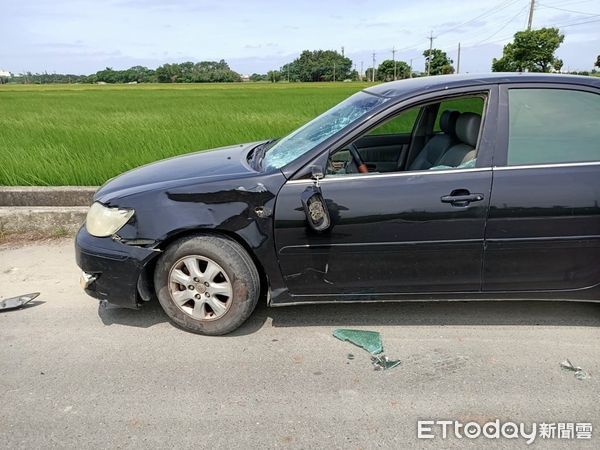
[261,91,389,170]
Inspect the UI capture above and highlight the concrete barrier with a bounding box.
[0,206,88,235]
[0,187,97,238]
[0,186,96,207]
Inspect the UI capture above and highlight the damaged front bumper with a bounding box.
[75,226,160,308]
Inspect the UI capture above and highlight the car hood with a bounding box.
[94,142,264,203]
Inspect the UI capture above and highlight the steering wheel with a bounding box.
[348,143,369,174]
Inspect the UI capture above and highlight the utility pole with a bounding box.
[456,42,461,74]
[333,62,336,82]
[409,59,413,78]
[392,46,397,80]
[372,52,376,82]
[287,64,290,82]
[527,0,535,30]
[360,61,364,81]
[426,30,436,76]
[341,46,345,57]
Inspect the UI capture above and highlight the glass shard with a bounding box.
[333,329,384,355]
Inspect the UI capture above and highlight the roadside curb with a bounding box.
[0,187,97,237]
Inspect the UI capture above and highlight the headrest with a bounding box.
[456,112,481,147]
[439,110,460,135]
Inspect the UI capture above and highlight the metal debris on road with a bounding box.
[560,359,590,380]
[0,292,40,311]
[333,329,400,371]
[371,354,401,371]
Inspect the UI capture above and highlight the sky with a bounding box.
[1,0,599,76]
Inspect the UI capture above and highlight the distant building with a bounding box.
[0,69,10,84]
[241,74,250,82]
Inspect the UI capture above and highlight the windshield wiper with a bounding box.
[252,139,277,170]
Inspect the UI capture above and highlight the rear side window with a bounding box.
[507,88,600,166]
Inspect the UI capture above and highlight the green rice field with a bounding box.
[0,82,370,185]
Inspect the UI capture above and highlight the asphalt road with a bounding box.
[1,238,599,449]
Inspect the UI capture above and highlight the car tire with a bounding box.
[154,234,260,335]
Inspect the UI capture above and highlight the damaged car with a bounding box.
[76,73,600,335]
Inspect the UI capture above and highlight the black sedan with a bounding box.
[76,73,600,335]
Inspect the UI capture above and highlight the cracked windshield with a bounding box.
[262,91,389,170]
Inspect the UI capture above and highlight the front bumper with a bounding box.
[75,226,160,308]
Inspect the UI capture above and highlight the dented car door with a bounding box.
[274,167,493,299]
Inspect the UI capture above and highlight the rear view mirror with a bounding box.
[301,185,331,232]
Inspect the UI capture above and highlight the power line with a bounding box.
[547,0,595,5]
[537,3,600,17]
[394,0,529,68]
[554,16,600,28]
[470,4,530,46]
[387,0,521,62]
[437,0,522,37]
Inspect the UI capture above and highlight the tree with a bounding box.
[376,59,411,81]
[281,50,352,82]
[250,73,268,82]
[155,61,241,83]
[423,49,454,75]
[492,27,564,73]
[95,67,119,83]
[595,55,600,70]
[267,70,281,83]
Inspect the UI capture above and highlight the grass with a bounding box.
[0,82,370,185]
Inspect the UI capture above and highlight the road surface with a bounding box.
[1,239,599,448]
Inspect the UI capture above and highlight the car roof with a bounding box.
[364,73,600,98]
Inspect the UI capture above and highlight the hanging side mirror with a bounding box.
[300,165,330,232]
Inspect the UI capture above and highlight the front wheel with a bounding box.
[154,234,260,335]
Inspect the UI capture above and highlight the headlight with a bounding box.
[86,202,134,237]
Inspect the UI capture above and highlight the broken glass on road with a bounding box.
[333,329,400,370]
[560,359,590,380]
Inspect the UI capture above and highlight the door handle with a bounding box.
[441,190,484,207]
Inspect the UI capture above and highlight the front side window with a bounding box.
[507,88,600,166]
[367,108,419,135]
[327,93,486,176]
[262,91,390,170]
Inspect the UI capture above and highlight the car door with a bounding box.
[273,88,497,300]
[483,84,600,291]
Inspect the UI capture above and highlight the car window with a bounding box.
[327,93,487,176]
[507,88,600,166]
[261,91,390,170]
[434,97,484,131]
[368,107,419,135]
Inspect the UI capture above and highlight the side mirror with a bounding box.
[301,186,331,232]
